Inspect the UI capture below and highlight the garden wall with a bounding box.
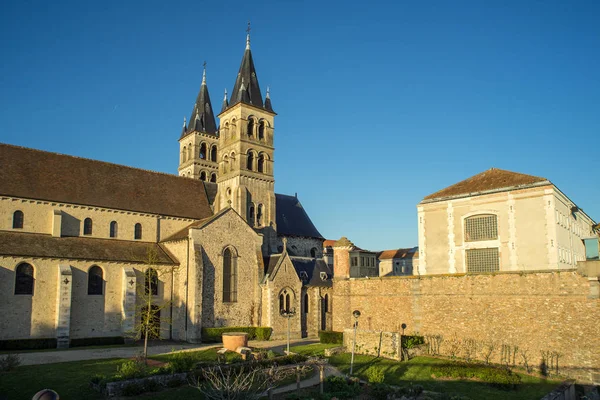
[332,271,599,383]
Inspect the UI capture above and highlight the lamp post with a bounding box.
[280,307,296,354]
[349,309,361,375]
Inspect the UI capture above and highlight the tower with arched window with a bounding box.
[178,65,220,182]
[215,31,277,236]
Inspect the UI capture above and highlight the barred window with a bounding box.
[465,214,498,242]
[466,248,499,273]
[223,247,237,302]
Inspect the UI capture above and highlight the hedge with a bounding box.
[0,338,57,351]
[201,327,272,343]
[70,336,125,347]
[319,330,343,344]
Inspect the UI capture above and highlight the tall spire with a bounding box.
[181,116,187,137]
[246,21,251,50]
[184,61,217,137]
[221,88,229,113]
[228,25,264,108]
[264,86,273,113]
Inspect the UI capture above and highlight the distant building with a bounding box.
[378,248,419,276]
[417,168,598,275]
[322,240,336,268]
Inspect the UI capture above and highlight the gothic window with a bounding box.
[464,214,498,242]
[279,288,293,313]
[200,171,207,181]
[257,204,263,227]
[223,247,238,302]
[258,120,266,140]
[304,293,309,314]
[258,154,265,173]
[310,247,318,258]
[88,266,103,295]
[200,143,207,159]
[83,218,93,235]
[210,173,217,183]
[134,223,142,240]
[247,152,254,171]
[211,145,217,162]
[15,263,34,295]
[248,204,255,226]
[466,248,500,273]
[12,210,23,229]
[145,268,158,296]
[247,117,255,137]
[109,221,118,238]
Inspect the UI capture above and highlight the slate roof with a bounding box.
[0,144,213,220]
[275,194,324,239]
[422,168,550,203]
[184,69,218,137]
[161,208,229,242]
[263,254,332,287]
[202,182,218,206]
[378,247,418,260]
[0,231,176,264]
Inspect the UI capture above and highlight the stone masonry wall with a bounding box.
[332,271,600,383]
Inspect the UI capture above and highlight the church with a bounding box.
[0,32,332,348]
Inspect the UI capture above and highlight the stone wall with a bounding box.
[332,271,600,383]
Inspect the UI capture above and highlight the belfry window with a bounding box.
[258,120,266,140]
[258,154,265,173]
[247,152,254,171]
[134,223,142,240]
[223,248,238,302]
[88,266,103,295]
[200,143,207,159]
[247,118,255,137]
[210,173,217,183]
[248,204,255,226]
[211,145,217,162]
[83,218,93,235]
[13,210,24,229]
[200,171,207,181]
[465,214,498,242]
[15,263,34,295]
[145,268,158,296]
[257,204,263,227]
[109,221,118,238]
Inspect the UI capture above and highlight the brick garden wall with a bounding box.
[332,271,599,383]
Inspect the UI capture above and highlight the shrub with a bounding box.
[431,361,521,390]
[266,350,278,359]
[369,383,398,400]
[143,378,161,392]
[90,374,106,386]
[401,335,425,349]
[169,351,197,373]
[0,353,21,372]
[70,336,125,347]
[365,366,385,383]
[324,376,360,399]
[201,327,273,342]
[319,330,343,344]
[116,358,148,380]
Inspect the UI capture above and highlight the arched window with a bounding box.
[200,171,207,181]
[248,204,255,226]
[247,118,255,137]
[12,210,24,229]
[15,263,34,295]
[257,204,263,227]
[210,173,217,183]
[88,266,103,295]
[279,293,285,312]
[231,119,237,138]
[109,221,118,238]
[310,247,318,258]
[134,223,142,240]
[247,152,254,171]
[279,288,292,313]
[323,294,329,313]
[83,218,93,235]
[223,247,238,302]
[211,145,217,162]
[145,268,158,296]
[258,154,265,173]
[304,293,309,314]
[187,145,192,161]
[223,155,229,173]
[258,120,266,140]
[182,146,187,162]
[286,292,291,312]
[200,143,207,159]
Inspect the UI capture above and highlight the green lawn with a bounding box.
[329,353,561,400]
[289,343,340,357]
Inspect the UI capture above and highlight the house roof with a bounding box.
[0,231,176,264]
[276,194,324,239]
[263,253,332,287]
[378,248,418,260]
[0,143,213,220]
[422,168,549,202]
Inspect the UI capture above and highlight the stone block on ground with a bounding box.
[236,346,252,360]
[222,332,248,351]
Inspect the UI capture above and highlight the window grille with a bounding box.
[465,214,498,242]
[466,248,499,273]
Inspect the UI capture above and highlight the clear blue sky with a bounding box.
[1,0,599,250]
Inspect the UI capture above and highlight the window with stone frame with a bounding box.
[145,268,158,296]
[464,214,498,242]
[83,218,93,235]
[109,221,118,238]
[466,248,500,273]
[223,247,238,302]
[15,263,34,295]
[134,223,142,240]
[304,293,309,314]
[88,266,103,295]
[279,288,292,313]
[13,210,24,229]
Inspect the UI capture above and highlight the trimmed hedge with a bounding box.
[431,361,521,390]
[319,330,343,344]
[70,336,125,347]
[201,327,272,343]
[0,338,57,351]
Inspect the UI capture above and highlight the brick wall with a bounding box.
[332,271,600,383]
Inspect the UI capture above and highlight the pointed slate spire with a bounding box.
[185,62,217,137]
[264,86,274,113]
[229,24,264,108]
[180,117,187,137]
[221,88,229,113]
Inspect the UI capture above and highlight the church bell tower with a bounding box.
[216,28,277,234]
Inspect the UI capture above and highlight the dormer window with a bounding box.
[299,271,308,280]
[320,272,327,281]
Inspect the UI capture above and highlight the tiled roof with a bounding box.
[276,194,323,239]
[0,143,213,220]
[0,231,176,264]
[422,168,549,202]
[378,248,418,260]
[323,240,337,247]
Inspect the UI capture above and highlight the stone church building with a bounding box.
[0,33,332,348]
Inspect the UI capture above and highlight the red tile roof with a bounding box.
[378,248,418,260]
